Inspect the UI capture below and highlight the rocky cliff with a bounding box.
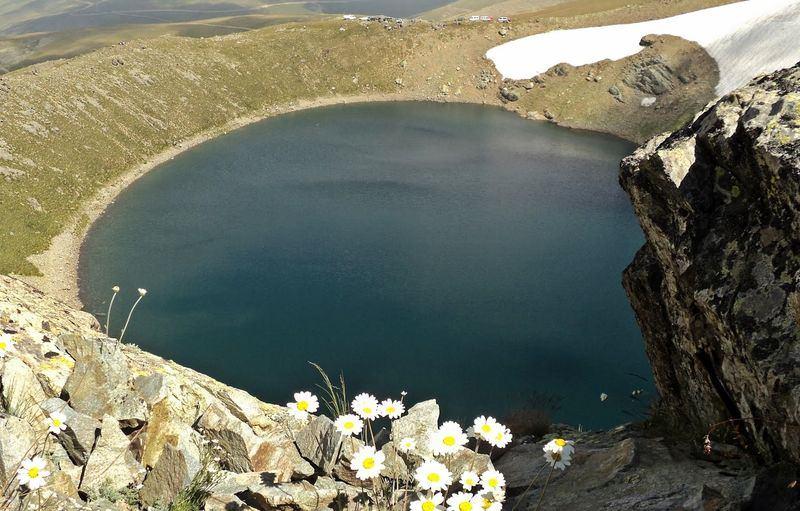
[621,62,800,463]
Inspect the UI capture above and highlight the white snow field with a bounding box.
[486,0,800,96]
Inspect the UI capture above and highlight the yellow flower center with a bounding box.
[422,502,435,511]
[443,436,456,446]
[0,341,6,349]
[427,472,441,483]
[28,467,39,479]
[482,498,492,510]
[297,401,309,411]
[459,502,473,511]
[363,457,375,469]
[555,438,567,447]
[496,432,503,441]
[488,478,498,488]
[481,424,491,433]
[386,406,395,414]
[363,407,372,415]
[344,421,354,429]
[465,478,474,486]
[52,419,61,427]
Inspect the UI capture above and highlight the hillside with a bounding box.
[0,0,731,297]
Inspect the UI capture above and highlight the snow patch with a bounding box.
[486,0,800,96]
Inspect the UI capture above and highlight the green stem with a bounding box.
[119,294,144,344]
[105,290,118,336]
[511,463,547,511]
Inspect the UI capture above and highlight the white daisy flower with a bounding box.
[543,438,574,470]
[410,492,445,511]
[414,460,453,492]
[137,288,148,297]
[397,437,416,453]
[379,398,405,419]
[600,392,608,402]
[47,411,68,435]
[17,457,50,490]
[479,470,505,492]
[350,445,385,480]
[487,425,512,449]
[334,414,364,436]
[472,416,498,441]
[286,391,319,419]
[351,393,380,420]
[459,470,479,491]
[476,491,503,511]
[0,333,15,358]
[429,421,468,456]
[446,491,481,511]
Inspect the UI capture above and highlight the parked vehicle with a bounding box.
[469,15,480,21]
[479,15,493,21]
[498,16,511,23]
[342,14,357,20]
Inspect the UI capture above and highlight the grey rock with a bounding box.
[198,401,259,473]
[623,55,675,95]
[62,336,146,421]
[81,414,143,492]
[1,357,48,424]
[391,399,439,459]
[239,480,339,511]
[140,436,202,506]
[294,415,343,473]
[0,415,37,484]
[500,87,520,102]
[41,398,100,465]
[620,63,800,463]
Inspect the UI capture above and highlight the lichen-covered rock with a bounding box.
[41,397,100,465]
[140,439,202,506]
[81,415,143,492]
[295,415,344,474]
[391,399,439,458]
[1,357,48,424]
[62,335,147,422]
[620,63,800,462]
[0,415,36,483]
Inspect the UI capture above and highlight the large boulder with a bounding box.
[620,63,800,462]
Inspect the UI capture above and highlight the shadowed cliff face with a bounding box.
[621,62,800,462]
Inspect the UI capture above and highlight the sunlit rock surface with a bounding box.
[621,63,800,463]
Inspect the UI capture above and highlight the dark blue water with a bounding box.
[80,102,654,429]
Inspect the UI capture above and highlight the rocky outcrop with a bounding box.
[496,424,757,510]
[0,274,358,509]
[621,63,800,463]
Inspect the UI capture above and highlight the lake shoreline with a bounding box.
[17,92,496,309]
